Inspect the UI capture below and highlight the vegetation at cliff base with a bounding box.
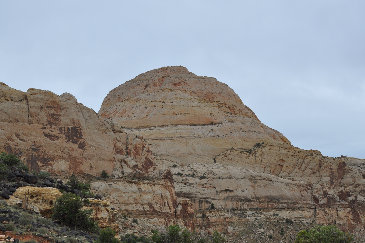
[0,152,28,181]
[96,227,120,243]
[0,200,98,242]
[101,170,109,179]
[120,224,225,243]
[0,152,22,166]
[295,225,353,243]
[52,192,97,232]
[66,173,95,198]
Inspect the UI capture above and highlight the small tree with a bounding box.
[295,225,353,243]
[212,231,225,243]
[0,152,21,166]
[149,225,224,243]
[0,152,28,181]
[167,225,182,242]
[66,174,93,198]
[181,229,193,243]
[52,193,97,232]
[96,227,120,243]
[0,162,9,180]
[67,174,89,191]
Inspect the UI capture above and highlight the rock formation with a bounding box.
[7,186,62,217]
[0,82,151,177]
[0,82,114,175]
[7,186,117,231]
[0,67,364,241]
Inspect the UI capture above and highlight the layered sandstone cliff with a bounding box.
[99,66,365,240]
[1,67,364,242]
[0,82,154,177]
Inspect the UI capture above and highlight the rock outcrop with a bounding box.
[0,83,114,175]
[99,66,365,240]
[7,186,62,217]
[0,82,152,177]
[6,186,117,231]
[1,67,364,241]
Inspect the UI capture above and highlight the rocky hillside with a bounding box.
[1,66,364,242]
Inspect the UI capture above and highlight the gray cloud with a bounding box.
[0,0,364,158]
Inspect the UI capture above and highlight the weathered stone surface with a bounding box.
[7,186,62,217]
[0,84,152,177]
[83,198,119,231]
[6,186,117,231]
[99,66,365,240]
[1,67,364,241]
[91,177,178,234]
[100,66,258,127]
[0,84,112,175]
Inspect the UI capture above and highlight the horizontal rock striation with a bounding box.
[99,66,365,240]
[0,83,152,177]
[1,67,364,241]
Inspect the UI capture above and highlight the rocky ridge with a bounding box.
[0,67,364,242]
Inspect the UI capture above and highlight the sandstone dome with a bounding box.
[99,66,258,128]
[99,66,290,166]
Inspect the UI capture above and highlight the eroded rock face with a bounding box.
[1,67,364,241]
[99,66,365,239]
[0,84,152,176]
[7,186,62,217]
[100,66,258,128]
[6,186,117,231]
[0,84,112,175]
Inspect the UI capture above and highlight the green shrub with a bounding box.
[164,224,180,242]
[121,233,151,243]
[0,152,21,166]
[16,162,29,172]
[181,229,193,243]
[37,227,49,236]
[18,212,33,226]
[0,162,9,180]
[37,171,50,179]
[295,225,353,243]
[209,203,215,210]
[101,170,109,179]
[2,221,15,231]
[66,174,93,198]
[0,152,28,180]
[212,231,225,243]
[121,225,225,243]
[96,227,120,243]
[280,228,285,236]
[67,174,90,191]
[150,225,224,243]
[67,239,79,243]
[52,193,97,232]
[151,229,163,243]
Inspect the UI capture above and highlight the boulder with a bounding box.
[7,186,62,217]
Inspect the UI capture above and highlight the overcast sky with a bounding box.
[1,1,364,158]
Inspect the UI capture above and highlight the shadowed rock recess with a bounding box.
[1,66,364,241]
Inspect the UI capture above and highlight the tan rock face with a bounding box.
[7,186,62,217]
[83,198,119,231]
[1,67,364,240]
[0,84,152,176]
[100,66,289,167]
[99,66,259,128]
[6,186,117,230]
[99,66,365,238]
[0,84,113,175]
